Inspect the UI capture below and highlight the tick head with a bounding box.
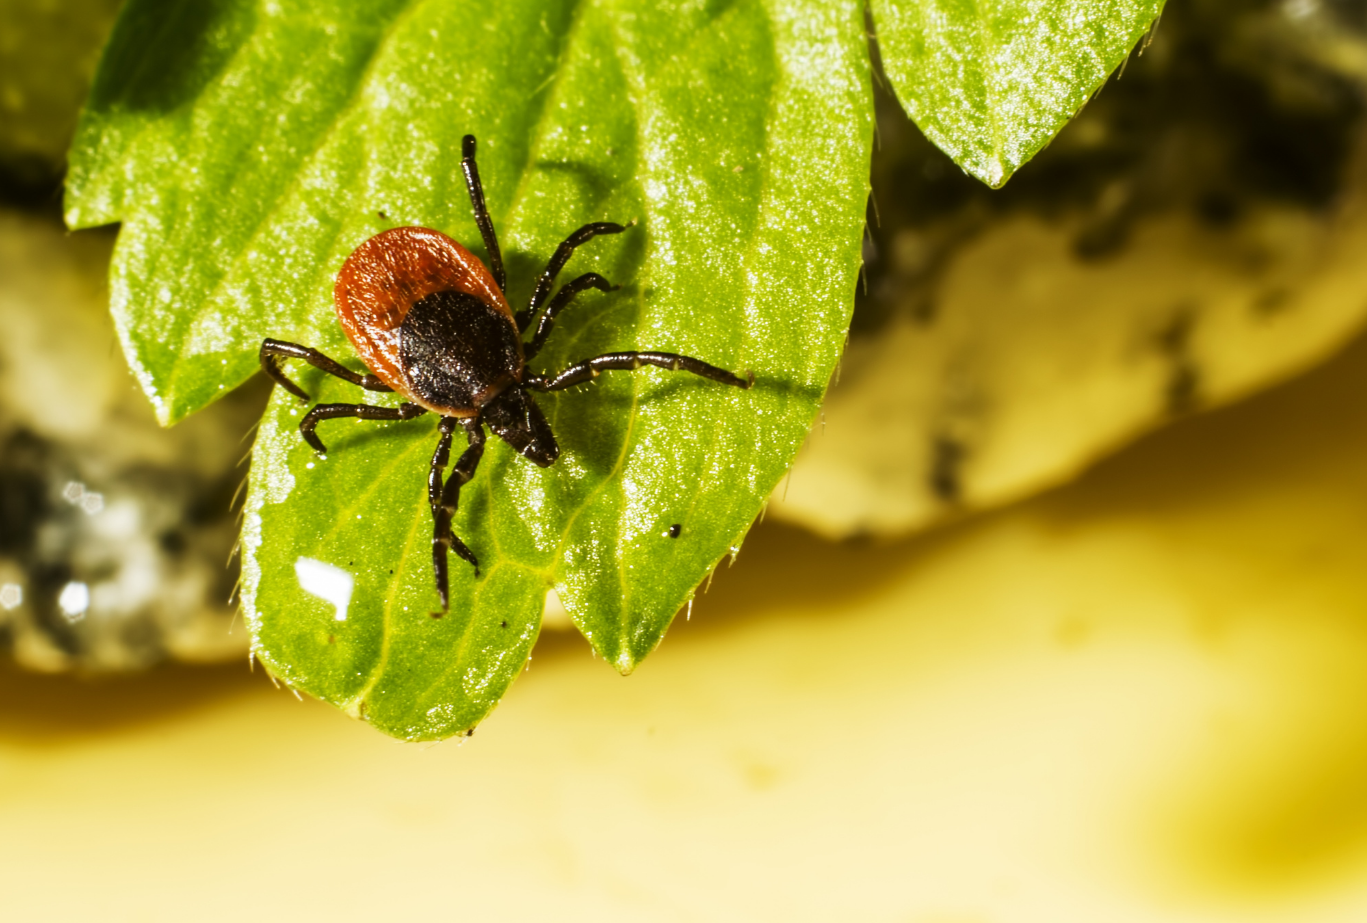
[483,386,559,467]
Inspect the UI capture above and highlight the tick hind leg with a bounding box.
[429,416,486,611]
[299,401,426,453]
[260,338,393,402]
[527,351,754,394]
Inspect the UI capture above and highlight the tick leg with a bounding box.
[526,351,754,393]
[461,135,507,295]
[299,401,426,454]
[260,338,392,402]
[518,222,630,332]
[428,416,457,512]
[523,272,617,361]
[430,416,486,610]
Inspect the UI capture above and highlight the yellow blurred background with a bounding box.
[6,320,1367,921]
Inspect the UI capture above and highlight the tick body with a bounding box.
[261,135,752,611]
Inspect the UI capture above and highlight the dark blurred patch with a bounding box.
[1156,307,1202,415]
[0,0,125,209]
[929,433,966,503]
[0,658,264,744]
[0,430,50,558]
[854,0,1365,334]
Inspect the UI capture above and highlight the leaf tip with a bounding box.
[613,648,638,676]
[959,152,1012,190]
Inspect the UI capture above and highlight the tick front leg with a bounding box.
[523,272,617,361]
[460,135,507,295]
[430,416,486,611]
[518,222,630,331]
[260,338,393,402]
[299,401,426,453]
[526,351,754,393]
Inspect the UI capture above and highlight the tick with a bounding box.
[261,135,752,611]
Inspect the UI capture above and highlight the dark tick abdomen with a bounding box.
[399,289,523,412]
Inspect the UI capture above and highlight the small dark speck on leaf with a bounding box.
[430,611,443,619]
[377,210,388,220]
[668,523,682,538]
[327,635,335,644]
[500,619,507,628]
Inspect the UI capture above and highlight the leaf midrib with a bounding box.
[964,0,1007,178]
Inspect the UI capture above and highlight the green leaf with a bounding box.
[870,0,1165,186]
[67,0,871,739]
